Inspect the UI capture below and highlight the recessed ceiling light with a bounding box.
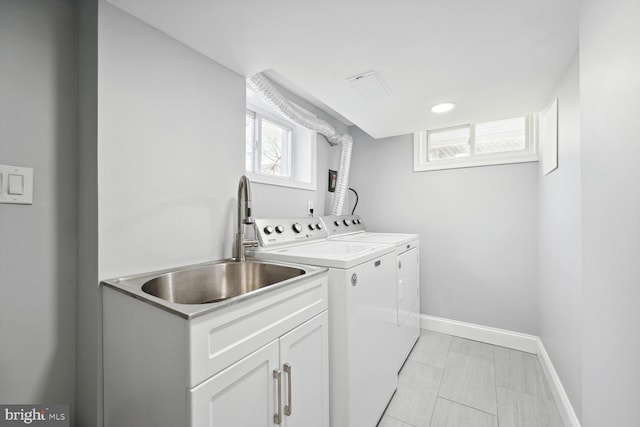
[431,103,455,113]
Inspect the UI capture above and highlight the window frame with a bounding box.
[245,102,317,191]
[246,108,293,178]
[413,115,538,172]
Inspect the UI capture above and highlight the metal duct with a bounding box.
[247,72,352,215]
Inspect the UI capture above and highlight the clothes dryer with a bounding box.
[250,217,397,427]
[322,214,421,371]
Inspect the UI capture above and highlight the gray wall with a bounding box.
[75,0,99,425]
[96,2,343,279]
[11,2,640,426]
[91,6,342,425]
[537,52,582,419]
[349,129,539,335]
[581,0,640,425]
[97,2,246,279]
[0,0,77,410]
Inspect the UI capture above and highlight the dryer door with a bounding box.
[345,252,397,427]
[397,247,420,370]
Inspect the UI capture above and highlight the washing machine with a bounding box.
[322,214,421,372]
[250,217,397,427]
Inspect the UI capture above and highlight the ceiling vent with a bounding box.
[346,71,392,100]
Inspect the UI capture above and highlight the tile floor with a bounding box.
[378,330,564,427]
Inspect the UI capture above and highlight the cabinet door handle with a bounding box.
[284,363,292,416]
[273,368,282,425]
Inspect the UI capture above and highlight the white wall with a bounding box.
[97,2,246,279]
[0,0,77,410]
[581,0,640,425]
[537,52,582,419]
[349,129,539,334]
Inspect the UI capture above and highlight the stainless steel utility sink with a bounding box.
[101,258,326,319]
[141,261,305,304]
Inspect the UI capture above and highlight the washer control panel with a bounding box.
[321,214,365,236]
[254,217,327,248]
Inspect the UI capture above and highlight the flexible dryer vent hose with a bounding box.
[247,72,352,215]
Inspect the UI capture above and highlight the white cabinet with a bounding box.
[190,340,279,427]
[103,272,328,427]
[190,312,329,427]
[279,312,329,427]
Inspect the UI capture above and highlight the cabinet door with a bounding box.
[279,312,329,427]
[190,340,280,427]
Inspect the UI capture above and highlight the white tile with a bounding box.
[430,398,498,427]
[438,352,497,415]
[497,387,564,427]
[377,415,415,427]
[408,330,451,368]
[382,332,562,427]
[494,347,554,401]
[385,360,442,427]
[448,337,495,361]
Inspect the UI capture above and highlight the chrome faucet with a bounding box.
[234,175,258,261]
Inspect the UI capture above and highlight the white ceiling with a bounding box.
[107,0,579,139]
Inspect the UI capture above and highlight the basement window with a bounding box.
[413,115,537,172]
[246,110,292,177]
[246,87,316,190]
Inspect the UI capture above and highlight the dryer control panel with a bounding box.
[321,214,366,236]
[254,217,328,248]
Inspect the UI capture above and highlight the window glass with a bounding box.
[475,116,526,155]
[260,118,291,177]
[428,126,471,161]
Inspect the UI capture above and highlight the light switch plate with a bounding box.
[0,164,33,205]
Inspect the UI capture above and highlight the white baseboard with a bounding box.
[420,314,538,353]
[420,314,581,427]
[536,339,581,427]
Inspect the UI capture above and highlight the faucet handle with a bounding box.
[243,240,259,248]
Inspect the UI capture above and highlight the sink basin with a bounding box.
[141,261,305,304]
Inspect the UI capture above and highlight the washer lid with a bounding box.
[253,240,395,269]
[331,232,419,247]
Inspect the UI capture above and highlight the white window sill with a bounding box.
[413,153,539,172]
[247,173,316,191]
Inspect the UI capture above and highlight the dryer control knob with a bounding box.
[334,220,340,226]
[316,223,324,230]
[275,225,285,234]
[308,224,315,231]
[292,223,302,233]
[263,225,274,235]
[343,219,351,226]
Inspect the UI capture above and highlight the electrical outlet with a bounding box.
[307,201,314,217]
